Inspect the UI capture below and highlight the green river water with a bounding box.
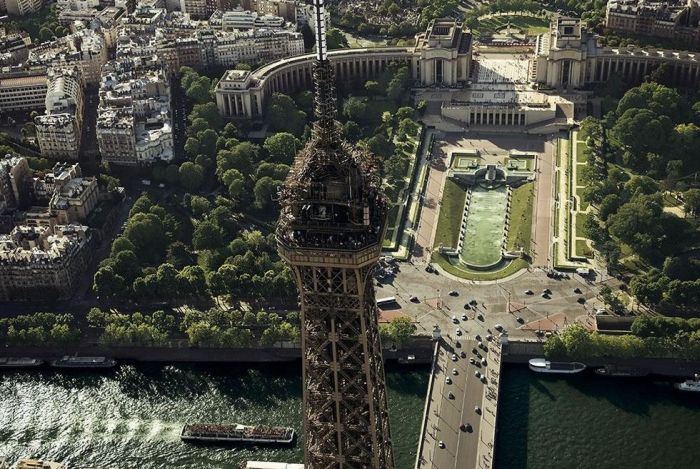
[2,363,700,468]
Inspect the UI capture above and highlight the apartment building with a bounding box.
[210,29,304,67]
[56,0,101,9]
[32,162,82,203]
[97,57,174,165]
[240,0,330,32]
[35,67,85,161]
[0,65,48,112]
[605,0,700,45]
[240,0,296,21]
[50,175,99,224]
[180,0,217,19]
[4,0,42,16]
[208,8,286,31]
[0,155,31,214]
[57,6,126,49]
[28,27,107,85]
[0,223,92,301]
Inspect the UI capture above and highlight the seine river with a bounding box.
[0,363,427,469]
[496,364,700,469]
[2,363,700,468]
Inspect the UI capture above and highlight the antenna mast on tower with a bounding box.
[311,0,338,145]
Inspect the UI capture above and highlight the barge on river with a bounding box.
[675,374,700,392]
[594,365,649,377]
[181,423,294,445]
[529,358,585,374]
[50,356,116,369]
[0,357,43,369]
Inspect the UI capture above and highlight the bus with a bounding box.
[376,297,397,307]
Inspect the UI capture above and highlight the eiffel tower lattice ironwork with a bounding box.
[275,1,395,467]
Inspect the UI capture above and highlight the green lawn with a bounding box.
[575,239,594,259]
[576,142,588,163]
[433,179,467,249]
[575,186,589,211]
[506,183,534,251]
[340,30,389,49]
[432,254,528,281]
[575,212,590,235]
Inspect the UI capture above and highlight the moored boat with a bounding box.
[181,423,294,445]
[0,357,44,369]
[594,365,648,377]
[50,356,116,369]
[528,358,585,374]
[674,374,700,392]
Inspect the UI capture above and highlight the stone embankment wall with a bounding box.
[2,337,698,377]
[0,337,436,364]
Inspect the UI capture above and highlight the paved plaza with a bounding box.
[473,53,531,84]
[380,261,606,340]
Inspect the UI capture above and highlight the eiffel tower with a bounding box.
[275,1,395,467]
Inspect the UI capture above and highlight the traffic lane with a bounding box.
[430,340,482,468]
[432,348,463,468]
[459,370,483,467]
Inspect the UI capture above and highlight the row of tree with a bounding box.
[544,321,700,361]
[182,307,300,347]
[0,313,79,345]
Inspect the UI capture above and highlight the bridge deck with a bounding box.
[415,335,502,469]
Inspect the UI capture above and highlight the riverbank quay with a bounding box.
[1,337,698,377]
[0,337,436,364]
[503,339,700,378]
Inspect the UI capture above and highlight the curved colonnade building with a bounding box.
[216,17,700,123]
[216,18,473,119]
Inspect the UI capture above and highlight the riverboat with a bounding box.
[528,358,585,374]
[181,423,294,445]
[594,365,648,377]
[50,356,116,369]
[674,374,700,392]
[0,357,43,369]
